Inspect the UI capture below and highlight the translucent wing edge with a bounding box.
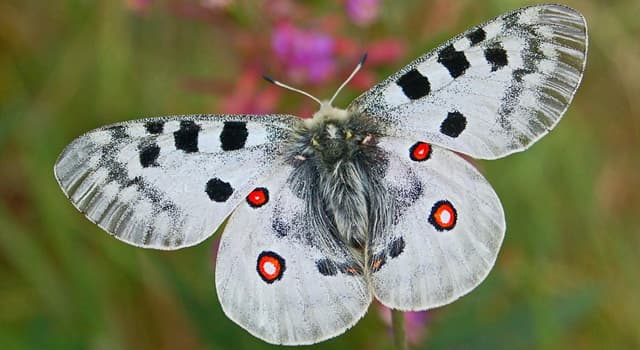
[349,4,588,160]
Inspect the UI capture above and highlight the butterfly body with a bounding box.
[54,5,587,345]
[288,108,386,250]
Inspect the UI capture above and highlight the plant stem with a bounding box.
[391,309,408,350]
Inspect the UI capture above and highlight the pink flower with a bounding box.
[366,39,406,65]
[378,304,431,345]
[219,67,282,114]
[272,22,337,84]
[126,0,153,13]
[346,0,380,26]
[201,0,233,9]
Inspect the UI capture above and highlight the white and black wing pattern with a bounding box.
[368,137,505,310]
[215,164,371,345]
[349,4,587,159]
[54,114,293,249]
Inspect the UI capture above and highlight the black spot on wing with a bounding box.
[316,258,338,276]
[145,121,164,134]
[440,111,467,137]
[205,178,233,202]
[390,171,424,224]
[396,69,431,99]
[437,45,470,78]
[220,121,249,151]
[106,125,127,139]
[338,262,363,276]
[125,175,143,187]
[139,143,160,168]
[271,216,290,238]
[174,120,201,153]
[388,237,405,258]
[512,68,534,83]
[467,27,486,45]
[485,45,508,71]
[370,251,387,273]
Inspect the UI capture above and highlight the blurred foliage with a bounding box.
[1,0,639,349]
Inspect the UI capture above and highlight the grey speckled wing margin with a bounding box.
[54,114,294,250]
[349,4,588,159]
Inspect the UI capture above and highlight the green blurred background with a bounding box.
[1,0,638,349]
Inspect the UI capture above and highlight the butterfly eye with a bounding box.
[345,130,353,139]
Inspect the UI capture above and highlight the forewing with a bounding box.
[368,137,505,310]
[350,5,587,159]
[215,165,371,345]
[54,114,293,249]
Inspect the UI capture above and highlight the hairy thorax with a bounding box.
[286,105,387,250]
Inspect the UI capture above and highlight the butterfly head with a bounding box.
[291,112,379,168]
[308,102,349,125]
[270,53,376,166]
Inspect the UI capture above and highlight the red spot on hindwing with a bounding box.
[429,200,457,231]
[256,251,285,283]
[409,142,432,161]
[246,187,269,208]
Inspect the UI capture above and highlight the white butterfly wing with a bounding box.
[215,164,371,345]
[54,114,293,249]
[368,137,505,310]
[350,4,587,159]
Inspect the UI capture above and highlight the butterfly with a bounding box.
[54,4,587,345]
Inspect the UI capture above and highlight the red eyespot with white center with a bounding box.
[409,142,432,161]
[246,187,269,208]
[256,251,285,284]
[428,200,457,231]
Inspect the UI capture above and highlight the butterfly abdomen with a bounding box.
[286,113,388,250]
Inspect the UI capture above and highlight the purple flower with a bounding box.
[403,311,430,344]
[272,22,336,83]
[378,305,431,345]
[346,0,380,26]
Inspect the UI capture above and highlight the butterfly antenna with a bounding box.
[262,75,323,107]
[328,53,367,106]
